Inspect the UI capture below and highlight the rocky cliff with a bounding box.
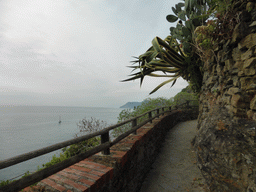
[193,0,256,191]
[120,102,142,109]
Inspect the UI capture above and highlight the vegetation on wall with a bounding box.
[123,0,240,94]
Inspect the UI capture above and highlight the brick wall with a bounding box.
[23,109,198,192]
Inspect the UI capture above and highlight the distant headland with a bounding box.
[120,102,142,109]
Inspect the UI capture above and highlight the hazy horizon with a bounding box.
[0,0,187,108]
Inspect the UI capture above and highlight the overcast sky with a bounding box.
[0,0,188,108]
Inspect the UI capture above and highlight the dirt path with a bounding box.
[139,120,209,192]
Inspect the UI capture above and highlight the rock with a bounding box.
[224,59,234,71]
[246,110,254,119]
[240,77,256,90]
[249,21,256,27]
[232,76,239,86]
[231,94,243,108]
[238,70,245,77]
[195,4,256,191]
[238,10,251,22]
[241,49,253,61]
[252,10,256,21]
[250,95,256,110]
[247,183,256,192]
[243,57,256,68]
[216,64,223,75]
[234,61,244,71]
[231,68,239,75]
[244,68,256,76]
[206,76,217,87]
[232,47,242,61]
[249,84,256,90]
[238,33,256,50]
[232,22,249,44]
[120,102,142,109]
[227,88,241,95]
[232,24,241,44]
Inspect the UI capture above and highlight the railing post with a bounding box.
[148,111,152,123]
[157,109,160,116]
[162,107,165,114]
[132,118,137,134]
[169,106,172,111]
[101,132,110,155]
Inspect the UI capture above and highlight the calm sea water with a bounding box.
[0,106,123,181]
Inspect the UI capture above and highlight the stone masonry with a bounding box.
[193,0,256,191]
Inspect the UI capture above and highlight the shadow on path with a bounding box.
[139,120,209,192]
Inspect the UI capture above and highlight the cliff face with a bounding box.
[193,1,256,191]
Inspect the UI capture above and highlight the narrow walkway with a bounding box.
[139,120,209,192]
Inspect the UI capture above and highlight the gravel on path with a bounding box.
[139,120,209,192]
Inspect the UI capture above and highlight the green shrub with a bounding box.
[40,117,106,169]
[113,97,173,137]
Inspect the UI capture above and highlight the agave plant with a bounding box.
[122,36,192,94]
[123,0,213,94]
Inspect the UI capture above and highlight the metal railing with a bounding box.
[0,100,198,192]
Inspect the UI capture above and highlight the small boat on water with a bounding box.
[59,116,61,124]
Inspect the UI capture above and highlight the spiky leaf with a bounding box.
[149,77,179,94]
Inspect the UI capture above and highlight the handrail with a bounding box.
[0,100,198,192]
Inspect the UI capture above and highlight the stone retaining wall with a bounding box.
[23,109,198,192]
[193,0,256,191]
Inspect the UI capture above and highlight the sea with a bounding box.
[0,105,123,182]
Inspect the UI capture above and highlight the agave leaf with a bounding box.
[121,74,142,82]
[146,51,159,63]
[127,66,140,71]
[130,59,140,64]
[150,67,180,73]
[147,60,173,67]
[140,76,144,87]
[148,73,180,78]
[176,42,186,58]
[155,37,184,62]
[139,50,155,59]
[171,78,177,87]
[149,66,180,73]
[149,77,179,95]
[151,37,163,55]
[161,58,183,69]
[160,49,184,67]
